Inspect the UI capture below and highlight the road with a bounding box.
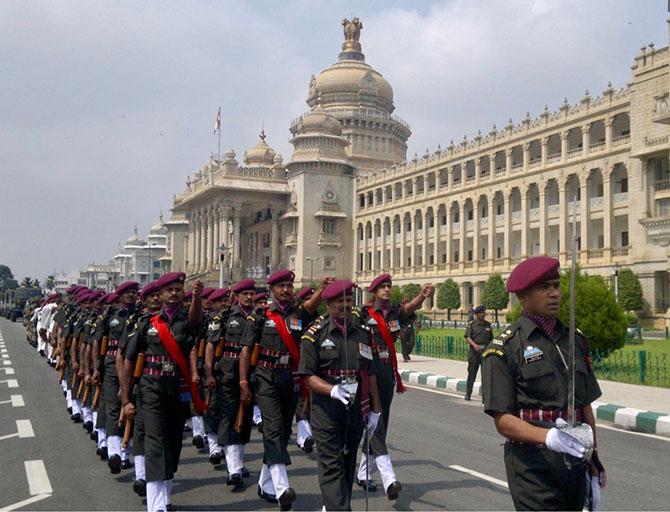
[0,316,667,511]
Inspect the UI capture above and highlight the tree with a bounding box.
[20,277,32,288]
[437,279,460,320]
[390,285,403,306]
[617,268,644,312]
[558,268,627,357]
[400,283,421,301]
[0,265,14,289]
[482,273,509,323]
[45,275,56,292]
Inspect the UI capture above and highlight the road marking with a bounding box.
[2,360,10,366]
[596,422,670,442]
[405,384,476,400]
[0,420,35,441]
[2,354,9,359]
[0,379,18,388]
[449,465,509,488]
[0,493,51,511]
[0,367,15,375]
[24,460,53,495]
[0,349,7,353]
[0,395,25,407]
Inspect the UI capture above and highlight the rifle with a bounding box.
[82,381,91,404]
[76,377,86,400]
[234,343,261,433]
[92,336,108,410]
[121,353,145,449]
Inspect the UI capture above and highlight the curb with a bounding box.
[398,369,670,437]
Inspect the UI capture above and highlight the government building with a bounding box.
[163,17,670,320]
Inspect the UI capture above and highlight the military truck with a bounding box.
[5,287,43,321]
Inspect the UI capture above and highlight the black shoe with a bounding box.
[386,481,402,501]
[241,466,250,478]
[71,413,82,423]
[278,487,296,511]
[67,406,72,414]
[39,349,45,357]
[209,451,222,465]
[302,436,314,454]
[464,395,471,401]
[226,473,244,490]
[121,459,133,470]
[90,430,98,442]
[99,446,108,461]
[133,479,147,497]
[108,454,122,474]
[166,504,176,512]
[356,479,378,492]
[192,435,205,450]
[256,422,263,434]
[62,389,67,397]
[257,485,277,504]
[83,421,93,433]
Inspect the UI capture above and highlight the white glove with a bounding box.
[587,473,601,511]
[366,411,381,440]
[330,384,351,405]
[545,418,586,458]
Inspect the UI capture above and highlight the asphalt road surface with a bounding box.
[0,316,668,511]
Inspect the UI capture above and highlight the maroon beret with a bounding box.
[105,293,119,304]
[66,285,80,294]
[115,281,139,295]
[76,288,90,298]
[507,256,560,293]
[368,273,392,293]
[76,292,92,304]
[47,292,60,301]
[254,292,268,302]
[96,293,109,304]
[183,291,193,300]
[155,272,186,289]
[201,287,215,298]
[233,279,256,293]
[209,288,231,301]
[267,269,295,286]
[296,287,315,300]
[322,280,357,301]
[139,281,160,299]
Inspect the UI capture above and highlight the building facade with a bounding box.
[113,220,168,285]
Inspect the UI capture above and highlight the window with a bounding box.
[454,251,459,262]
[497,246,502,258]
[323,219,338,234]
[153,261,160,268]
[467,249,473,261]
[621,231,629,246]
[620,178,628,193]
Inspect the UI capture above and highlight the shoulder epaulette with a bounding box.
[489,323,520,348]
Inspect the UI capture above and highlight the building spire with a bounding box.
[339,17,365,61]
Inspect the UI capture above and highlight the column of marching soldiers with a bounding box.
[30,269,436,512]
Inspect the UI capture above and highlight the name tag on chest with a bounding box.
[289,318,302,331]
[523,346,544,363]
[278,354,290,365]
[388,319,401,332]
[359,343,372,360]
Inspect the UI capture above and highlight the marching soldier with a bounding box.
[239,270,330,510]
[482,256,606,510]
[190,286,215,451]
[355,273,434,500]
[298,280,382,511]
[121,273,205,512]
[205,279,255,489]
[464,305,493,400]
[293,287,317,453]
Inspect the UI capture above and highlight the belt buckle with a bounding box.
[378,350,390,359]
[341,376,358,397]
[278,355,290,365]
[162,360,175,373]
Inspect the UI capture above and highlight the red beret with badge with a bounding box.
[368,273,392,293]
[233,278,256,293]
[506,256,560,293]
[115,281,139,296]
[155,272,186,289]
[209,288,231,301]
[322,280,357,301]
[267,269,295,286]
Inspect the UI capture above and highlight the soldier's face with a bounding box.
[238,290,255,308]
[520,280,561,318]
[327,294,353,320]
[374,282,392,302]
[222,295,231,308]
[120,290,137,307]
[271,282,294,303]
[145,292,161,311]
[210,298,224,312]
[476,311,486,321]
[161,283,184,305]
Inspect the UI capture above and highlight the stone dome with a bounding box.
[244,130,276,166]
[126,226,145,246]
[298,106,343,136]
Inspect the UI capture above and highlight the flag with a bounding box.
[214,107,221,134]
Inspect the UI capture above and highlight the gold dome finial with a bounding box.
[340,17,363,58]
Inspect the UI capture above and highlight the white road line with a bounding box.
[0,379,18,388]
[16,420,34,438]
[2,360,11,366]
[404,383,471,400]
[0,395,25,407]
[0,494,51,512]
[2,354,9,359]
[24,460,52,495]
[449,464,509,488]
[0,367,15,375]
[596,422,670,442]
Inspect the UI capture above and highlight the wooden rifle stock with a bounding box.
[120,353,145,444]
[58,362,66,382]
[82,381,91,404]
[100,336,108,356]
[122,415,133,449]
[77,377,85,399]
[214,338,225,359]
[92,384,101,409]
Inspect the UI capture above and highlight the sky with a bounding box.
[0,0,667,283]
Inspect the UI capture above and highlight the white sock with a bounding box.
[122,444,131,462]
[296,419,312,447]
[207,432,220,455]
[108,435,122,457]
[164,479,172,505]
[375,454,398,491]
[146,480,166,512]
[259,464,275,495]
[269,463,289,498]
[134,455,146,480]
[61,379,67,391]
[83,406,93,423]
[224,445,243,475]
[72,399,82,415]
[253,405,262,425]
[98,428,107,448]
[191,416,205,437]
[357,454,376,481]
[92,411,98,425]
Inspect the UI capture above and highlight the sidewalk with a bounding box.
[398,354,670,436]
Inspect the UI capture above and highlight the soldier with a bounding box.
[205,280,255,489]
[355,273,434,500]
[91,281,139,474]
[240,270,331,510]
[70,290,98,423]
[254,292,268,308]
[294,286,317,453]
[464,305,493,401]
[481,256,606,510]
[298,280,382,511]
[120,273,205,512]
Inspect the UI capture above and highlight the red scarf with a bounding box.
[265,309,308,398]
[151,315,208,413]
[367,306,406,393]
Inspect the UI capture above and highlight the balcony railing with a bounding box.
[511,211,522,222]
[589,142,606,152]
[547,154,561,164]
[655,179,670,192]
[480,217,489,228]
[466,220,474,231]
[452,222,461,232]
[495,214,504,225]
[614,192,629,204]
[567,147,583,160]
[612,246,629,257]
[590,196,604,209]
[612,134,630,146]
[588,248,604,259]
[529,208,539,220]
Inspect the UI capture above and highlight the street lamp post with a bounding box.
[305,256,320,283]
[219,243,226,288]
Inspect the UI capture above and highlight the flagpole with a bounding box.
[218,107,222,161]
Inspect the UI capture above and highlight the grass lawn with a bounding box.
[620,338,670,357]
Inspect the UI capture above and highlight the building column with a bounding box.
[605,118,613,150]
[475,158,481,185]
[520,189,528,258]
[582,124,590,157]
[504,193,512,265]
[505,148,512,175]
[561,131,568,162]
[539,188,547,255]
[371,224,378,273]
[188,218,196,274]
[206,211,214,271]
[433,205,440,270]
[198,214,206,272]
[212,209,220,270]
[422,210,429,270]
[459,202,466,271]
[390,220,396,271]
[559,184,568,266]
[445,209,452,270]
[410,213,417,271]
[522,142,529,172]
[271,217,280,272]
[541,136,548,167]
[472,201,480,269]
[399,219,405,272]
[580,178,589,260]
[603,172,612,259]
[232,210,241,277]
[382,220,388,269]
[487,194,495,269]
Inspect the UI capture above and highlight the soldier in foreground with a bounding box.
[482,256,606,510]
[298,279,382,511]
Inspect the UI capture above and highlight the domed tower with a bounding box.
[293,18,411,174]
[243,129,276,167]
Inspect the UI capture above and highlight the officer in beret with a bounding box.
[464,305,493,401]
[205,279,256,490]
[240,269,332,510]
[355,273,434,500]
[482,256,606,510]
[298,280,382,511]
[120,273,204,512]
